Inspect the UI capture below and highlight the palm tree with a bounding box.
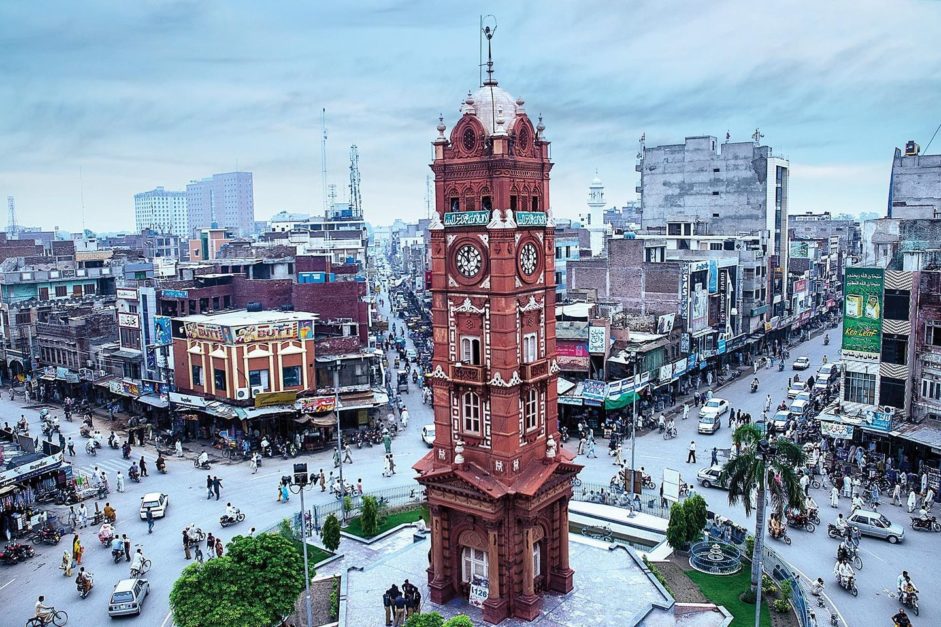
[721,423,806,596]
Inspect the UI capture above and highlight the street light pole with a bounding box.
[334,360,343,498]
[629,351,638,497]
[289,465,315,627]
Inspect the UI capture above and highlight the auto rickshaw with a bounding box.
[397,369,410,394]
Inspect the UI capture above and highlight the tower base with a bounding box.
[549,566,575,594]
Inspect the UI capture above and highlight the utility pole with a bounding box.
[321,109,329,215]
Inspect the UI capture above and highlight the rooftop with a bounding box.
[176,309,317,326]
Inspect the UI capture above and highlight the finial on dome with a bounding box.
[481,15,498,86]
[536,113,545,139]
[465,91,474,105]
[436,113,446,138]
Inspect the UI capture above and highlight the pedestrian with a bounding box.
[206,532,215,559]
[577,436,586,455]
[383,454,392,478]
[122,533,131,561]
[61,550,73,577]
[175,439,183,458]
[357,478,363,495]
[249,453,258,474]
[921,472,929,495]
[183,528,192,560]
[682,403,690,420]
[393,590,406,626]
[830,485,839,508]
[907,489,917,513]
[333,448,341,468]
[613,444,623,466]
[401,408,409,428]
[67,506,78,530]
[77,503,87,528]
[389,454,396,475]
[892,482,902,507]
[145,507,154,534]
[383,585,395,626]
[800,473,810,496]
[711,447,718,467]
[343,443,353,464]
[66,436,75,456]
[586,437,597,458]
[248,527,255,537]
[116,471,125,493]
[319,469,326,492]
[139,456,148,477]
[280,483,290,503]
[212,475,222,500]
[206,474,214,500]
[924,487,936,510]
[214,537,223,558]
[788,377,792,389]
[72,534,83,565]
[687,441,697,464]
[383,430,392,455]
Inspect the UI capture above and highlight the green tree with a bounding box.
[405,612,445,627]
[665,501,689,549]
[721,424,805,597]
[361,495,379,537]
[322,513,341,552]
[169,533,305,627]
[683,494,708,543]
[444,616,475,627]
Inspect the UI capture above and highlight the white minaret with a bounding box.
[586,172,607,256]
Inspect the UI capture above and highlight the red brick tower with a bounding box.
[414,32,581,624]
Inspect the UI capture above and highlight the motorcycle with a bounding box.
[663,426,677,440]
[911,516,941,532]
[827,524,860,545]
[85,440,97,456]
[128,467,141,483]
[836,574,858,596]
[111,547,124,563]
[786,512,816,533]
[896,590,920,616]
[768,527,792,545]
[779,361,785,372]
[31,526,62,545]
[824,335,830,346]
[194,458,212,470]
[750,381,759,393]
[0,542,35,565]
[108,435,119,450]
[220,510,246,528]
[76,573,94,599]
[837,544,864,570]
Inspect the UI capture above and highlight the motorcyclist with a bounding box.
[893,608,912,626]
[751,377,759,391]
[98,522,114,545]
[128,464,140,481]
[811,577,825,596]
[918,506,930,522]
[85,439,96,454]
[108,432,117,448]
[666,418,676,437]
[103,502,116,523]
[833,558,854,588]
[224,502,238,522]
[111,535,124,558]
[834,513,848,534]
[769,514,784,539]
[901,578,918,607]
[197,451,209,468]
[156,455,166,473]
[75,567,93,594]
[260,436,271,456]
[837,538,852,562]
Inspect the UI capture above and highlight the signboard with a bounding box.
[789,241,810,258]
[659,363,673,383]
[662,467,682,503]
[515,211,547,227]
[673,358,688,376]
[122,380,140,397]
[556,342,588,358]
[154,316,172,345]
[679,268,690,321]
[587,326,607,354]
[820,421,854,440]
[254,390,298,408]
[793,279,808,294]
[468,576,489,608]
[864,410,893,433]
[162,289,189,299]
[717,337,727,355]
[0,452,63,485]
[184,321,228,342]
[233,321,300,344]
[842,267,884,354]
[580,379,607,404]
[116,288,138,301]
[708,260,718,294]
[297,396,336,413]
[680,333,690,354]
[298,320,314,341]
[718,270,728,324]
[118,312,140,329]
[656,314,675,334]
[689,284,709,332]
[444,210,489,227]
[169,391,208,408]
[558,395,583,406]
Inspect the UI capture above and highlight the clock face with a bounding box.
[519,242,539,276]
[462,127,477,151]
[455,244,483,278]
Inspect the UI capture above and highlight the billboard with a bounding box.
[588,325,607,354]
[842,267,884,354]
[154,316,172,345]
[118,312,140,329]
[656,313,675,334]
[689,284,709,332]
[789,241,810,258]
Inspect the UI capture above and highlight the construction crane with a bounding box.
[349,145,362,219]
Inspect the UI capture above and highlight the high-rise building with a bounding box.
[185,172,255,236]
[414,50,579,624]
[889,140,941,219]
[134,187,188,237]
[638,135,790,315]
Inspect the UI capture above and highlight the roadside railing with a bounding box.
[307,484,426,533]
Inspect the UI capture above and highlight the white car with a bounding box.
[792,356,811,370]
[139,492,169,520]
[771,410,791,433]
[420,425,435,447]
[696,465,729,490]
[699,398,729,420]
[787,383,807,399]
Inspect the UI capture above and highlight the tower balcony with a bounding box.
[522,359,550,382]
[450,363,485,385]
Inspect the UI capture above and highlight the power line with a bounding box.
[923,119,941,154]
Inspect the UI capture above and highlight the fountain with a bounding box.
[688,541,742,575]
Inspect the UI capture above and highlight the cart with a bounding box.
[397,369,410,394]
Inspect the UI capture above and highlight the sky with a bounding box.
[1,0,940,233]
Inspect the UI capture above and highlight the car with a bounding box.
[406,348,417,361]
[699,398,729,419]
[846,510,905,543]
[818,362,841,382]
[698,413,721,434]
[788,399,813,420]
[792,356,811,370]
[787,383,807,399]
[771,411,791,433]
[108,577,150,617]
[794,391,814,405]
[813,381,831,396]
[138,493,169,520]
[696,465,729,490]
[420,425,435,447]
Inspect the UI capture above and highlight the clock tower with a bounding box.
[414,33,581,624]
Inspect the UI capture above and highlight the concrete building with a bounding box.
[638,135,790,315]
[579,174,609,257]
[185,172,255,236]
[134,187,188,237]
[553,226,585,301]
[267,211,312,233]
[605,201,642,233]
[188,228,235,262]
[889,140,941,219]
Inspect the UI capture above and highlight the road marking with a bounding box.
[859,546,885,563]
[160,611,174,627]
[250,471,286,481]
[0,578,15,592]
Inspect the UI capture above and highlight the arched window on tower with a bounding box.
[532,196,540,211]
[462,391,481,433]
[525,387,539,431]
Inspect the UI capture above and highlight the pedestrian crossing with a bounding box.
[67,453,160,482]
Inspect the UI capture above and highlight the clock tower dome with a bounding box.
[414,30,581,624]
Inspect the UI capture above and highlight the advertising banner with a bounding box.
[169,391,208,408]
[656,314,675,334]
[254,391,298,408]
[116,288,138,301]
[154,316,172,345]
[580,380,607,404]
[297,396,336,413]
[708,260,718,294]
[658,363,673,383]
[588,326,607,354]
[820,421,854,440]
[793,279,808,294]
[118,312,140,329]
[232,321,299,344]
[680,333,690,354]
[789,241,810,258]
[162,289,189,299]
[842,267,884,354]
[298,320,315,341]
[718,270,728,324]
[184,321,229,342]
[556,342,589,357]
[689,284,709,332]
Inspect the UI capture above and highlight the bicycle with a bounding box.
[25,608,68,626]
[130,558,151,577]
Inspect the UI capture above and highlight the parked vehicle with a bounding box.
[108,578,150,617]
[696,465,729,490]
[846,510,905,543]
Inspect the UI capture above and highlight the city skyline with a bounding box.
[2,0,940,232]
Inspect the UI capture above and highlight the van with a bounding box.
[818,362,841,382]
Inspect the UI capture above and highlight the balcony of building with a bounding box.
[522,359,550,382]
[449,363,485,385]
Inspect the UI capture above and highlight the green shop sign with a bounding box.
[444,211,489,227]
[515,211,547,227]
[842,267,884,354]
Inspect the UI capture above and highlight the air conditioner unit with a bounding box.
[251,386,265,397]
[234,387,250,401]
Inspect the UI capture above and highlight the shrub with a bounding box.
[761,574,777,596]
[773,599,790,613]
[666,502,689,549]
[744,534,755,558]
[444,616,475,627]
[361,496,379,537]
[682,494,708,543]
[322,513,341,552]
[778,579,792,602]
[740,588,756,604]
[329,577,340,620]
[405,613,445,627]
[342,495,354,519]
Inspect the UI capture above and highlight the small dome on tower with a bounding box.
[466,83,522,137]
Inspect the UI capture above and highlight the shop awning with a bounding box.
[310,413,338,427]
[557,377,576,396]
[112,349,143,361]
[136,394,169,409]
[895,422,941,450]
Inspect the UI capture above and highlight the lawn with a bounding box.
[344,505,429,538]
[685,568,773,627]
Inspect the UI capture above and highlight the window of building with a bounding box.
[461,337,481,365]
[450,197,459,211]
[249,369,270,390]
[844,371,876,405]
[881,334,907,366]
[55,285,67,297]
[645,247,665,263]
[668,223,681,235]
[531,197,539,211]
[555,271,562,285]
[525,388,538,430]
[523,333,538,363]
[510,195,518,211]
[482,196,492,211]
[712,213,720,218]
[710,243,723,250]
[555,247,562,259]
[532,541,541,580]
[214,368,227,392]
[880,376,906,410]
[711,191,719,196]
[72,285,82,296]
[462,392,481,433]
[282,365,301,388]
[927,323,941,347]
[84,283,96,295]
[191,365,204,386]
[884,290,910,321]
[461,547,488,583]
[921,378,941,401]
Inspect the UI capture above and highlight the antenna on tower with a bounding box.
[752,128,764,143]
[321,108,329,216]
[481,15,497,86]
[349,145,362,219]
[79,166,86,232]
[424,175,432,220]
[7,195,17,239]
